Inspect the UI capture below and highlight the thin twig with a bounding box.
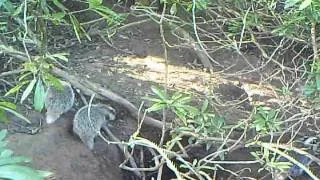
[157,3,168,179]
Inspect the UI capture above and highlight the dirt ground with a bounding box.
[3,15,317,180]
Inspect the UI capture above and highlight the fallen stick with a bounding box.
[0,69,25,78]
[52,67,170,129]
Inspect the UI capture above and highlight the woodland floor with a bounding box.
[3,16,317,180]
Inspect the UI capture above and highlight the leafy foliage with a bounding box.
[144,87,229,178]
[146,87,226,137]
[252,106,282,134]
[0,0,126,112]
[250,146,292,174]
[146,86,197,125]
[188,99,225,137]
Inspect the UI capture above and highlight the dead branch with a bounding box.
[0,69,25,78]
[166,20,217,69]
[100,126,144,178]
[52,67,170,129]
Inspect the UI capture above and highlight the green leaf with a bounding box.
[181,105,198,115]
[143,97,163,103]
[69,15,82,42]
[43,73,62,89]
[22,62,38,73]
[146,103,166,112]
[51,12,65,21]
[275,161,292,170]
[151,86,166,100]
[0,149,13,158]
[0,107,30,124]
[304,85,316,96]
[201,99,209,112]
[36,170,54,178]
[299,0,312,10]
[12,3,24,16]
[173,96,191,105]
[285,0,301,9]
[0,130,7,142]
[315,75,320,91]
[69,15,91,42]
[255,121,264,132]
[268,110,277,119]
[20,78,37,103]
[34,79,46,112]
[49,53,69,62]
[52,0,67,11]
[0,165,44,180]
[172,92,183,100]
[0,0,6,8]
[18,72,32,82]
[0,102,16,110]
[0,109,9,123]
[174,108,188,125]
[92,6,119,19]
[5,81,29,97]
[174,126,194,133]
[0,156,31,166]
[170,3,177,15]
[89,0,102,8]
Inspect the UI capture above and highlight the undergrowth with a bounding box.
[1,0,320,179]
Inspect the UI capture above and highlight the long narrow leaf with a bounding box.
[53,0,67,11]
[5,81,29,97]
[0,156,31,166]
[36,170,54,178]
[0,149,13,158]
[0,165,44,180]
[0,130,7,142]
[34,79,46,112]
[21,78,37,103]
[142,97,163,103]
[146,103,166,112]
[0,109,9,123]
[0,106,30,124]
[0,102,16,110]
[151,86,166,100]
[299,0,312,10]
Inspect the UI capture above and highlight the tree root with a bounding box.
[52,67,170,129]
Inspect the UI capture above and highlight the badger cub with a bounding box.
[73,104,116,150]
[44,81,75,124]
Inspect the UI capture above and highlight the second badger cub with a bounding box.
[73,104,116,150]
